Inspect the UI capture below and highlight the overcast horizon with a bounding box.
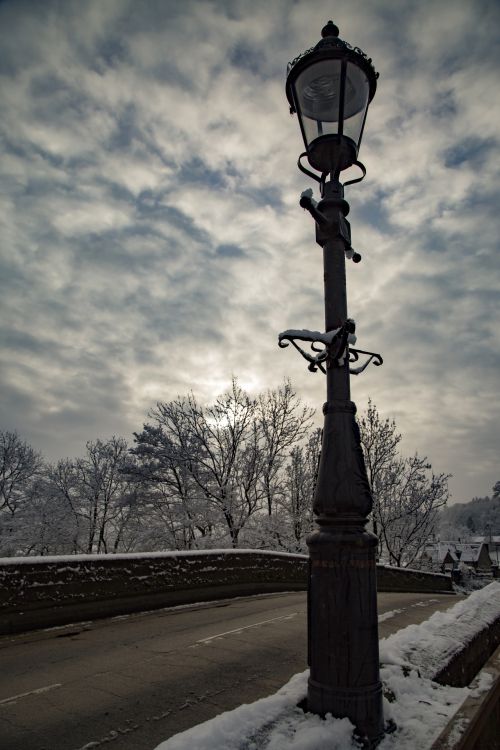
[1,0,499,505]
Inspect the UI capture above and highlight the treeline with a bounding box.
[0,379,452,566]
[0,380,317,556]
[439,485,500,541]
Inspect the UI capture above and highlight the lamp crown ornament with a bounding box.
[287,22,379,95]
[321,20,339,37]
[315,20,344,51]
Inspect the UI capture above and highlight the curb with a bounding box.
[431,643,500,749]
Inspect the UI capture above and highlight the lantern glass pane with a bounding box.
[295,59,341,144]
[296,59,342,122]
[343,62,370,145]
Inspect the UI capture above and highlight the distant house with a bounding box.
[471,535,500,566]
[421,541,493,574]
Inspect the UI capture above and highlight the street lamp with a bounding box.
[279,21,385,746]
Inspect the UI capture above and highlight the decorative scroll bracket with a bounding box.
[278,321,383,375]
[349,347,383,375]
[278,327,341,373]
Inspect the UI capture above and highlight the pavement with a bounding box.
[0,590,462,750]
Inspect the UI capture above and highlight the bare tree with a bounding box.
[128,421,215,549]
[257,380,314,517]
[49,437,137,554]
[2,380,319,556]
[359,401,450,567]
[79,437,133,553]
[0,431,45,555]
[284,428,321,552]
[9,474,74,556]
[375,453,450,567]
[132,379,317,549]
[0,431,43,516]
[133,379,263,547]
[358,400,401,550]
[48,458,83,553]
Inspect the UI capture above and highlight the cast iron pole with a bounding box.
[305,178,385,745]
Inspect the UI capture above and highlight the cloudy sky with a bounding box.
[1,0,499,503]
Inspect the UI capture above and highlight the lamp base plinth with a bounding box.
[306,679,384,748]
[307,523,384,745]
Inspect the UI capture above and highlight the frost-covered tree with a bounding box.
[438,484,500,542]
[49,437,139,554]
[284,428,321,551]
[358,401,401,556]
[359,402,450,567]
[375,454,450,567]
[0,431,43,516]
[0,432,45,555]
[437,518,473,543]
[241,427,320,553]
[132,380,263,547]
[257,380,314,518]
[131,379,315,550]
[7,474,74,556]
[1,381,316,555]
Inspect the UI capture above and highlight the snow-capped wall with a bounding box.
[0,550,308,634]
[0,550,452,635]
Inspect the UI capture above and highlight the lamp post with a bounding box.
[279,22,385,745]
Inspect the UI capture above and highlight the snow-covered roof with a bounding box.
[458,544,485,563]
[472,535,500,544]
[424,541,490,564]
[423,542,458,562]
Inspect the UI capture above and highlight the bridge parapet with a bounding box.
[0,550,452,635]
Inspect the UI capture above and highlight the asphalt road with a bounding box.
[0,591,462,750]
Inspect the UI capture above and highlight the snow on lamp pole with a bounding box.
[279,21,386,745]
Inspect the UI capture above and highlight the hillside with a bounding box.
[439,492,500,538]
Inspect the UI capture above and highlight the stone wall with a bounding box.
[0,551,453,635]
[376,564,453,594]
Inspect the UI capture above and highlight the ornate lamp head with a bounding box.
[286,21,378,178]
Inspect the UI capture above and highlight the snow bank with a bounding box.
[154,671,358,750]
[154,583,500,750]
[153,666,470,750]
[379,581,500,680]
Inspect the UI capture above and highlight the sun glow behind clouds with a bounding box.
[0,0,499,502]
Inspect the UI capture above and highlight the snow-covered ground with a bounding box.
[154,582,500,750]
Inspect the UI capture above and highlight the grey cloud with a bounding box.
[178,158,229,190]
[443,137,497,169]
[0,0,499,505]
[216,244,245,259]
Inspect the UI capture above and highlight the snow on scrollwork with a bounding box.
[278,324,382,376]
[278,327,357,374]
[278,328,342,347]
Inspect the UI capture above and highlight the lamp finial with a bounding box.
[321,21,339,38]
